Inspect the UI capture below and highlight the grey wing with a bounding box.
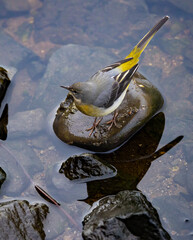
[100,57,133,72]
[94,64,139,108]
[89,57,133,82]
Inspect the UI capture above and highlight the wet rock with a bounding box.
[0,167,6,189]
[53,72,164,151]
[9,108,46,138]
[0,67,11,107]
[59,153,116,180]
[34,44,115,112]
[82,190,171,240]
[46,162,88,203]
[0,200,48,240]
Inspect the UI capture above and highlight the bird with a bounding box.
[61,16,169,136]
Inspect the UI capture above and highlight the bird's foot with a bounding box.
[86,117,103,137]
[106,111,119,130]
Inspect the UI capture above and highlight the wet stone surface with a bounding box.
[59,153,116,180]
[82,190,171,240]
[53,72,164,152]
[0,200,48,240]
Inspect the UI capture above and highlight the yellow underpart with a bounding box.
[76,103,101,117]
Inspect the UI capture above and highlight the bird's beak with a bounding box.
[60,85,72,91]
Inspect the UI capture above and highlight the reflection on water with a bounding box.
[82,113,183,205]
[58,112,182,204]
[0,0,193,239]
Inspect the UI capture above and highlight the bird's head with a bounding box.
[61,82,93,104]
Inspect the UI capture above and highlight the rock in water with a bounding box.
[0,200,48,240]
[82,190,171,240]
[59,153,116,180]
[53,72,164,152]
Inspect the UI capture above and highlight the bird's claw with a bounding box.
[106,111,119,130]
[86,117,103,137]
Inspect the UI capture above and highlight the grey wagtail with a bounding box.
[61,16,169,136]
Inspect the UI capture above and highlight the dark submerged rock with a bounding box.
[0,200,48,240]
[0,167,6,189]
[0,104,8,140]
[53,72,164,152]
[0,67,11,107]
[82,190,171,240]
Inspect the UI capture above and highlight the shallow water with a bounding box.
[0,0,193,239]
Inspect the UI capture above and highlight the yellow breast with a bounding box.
[74,89,127,117]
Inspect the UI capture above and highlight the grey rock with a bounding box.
[0,200,48,240]
[9,108,46,138]
[53,72,164,152]
[82,190,171,240]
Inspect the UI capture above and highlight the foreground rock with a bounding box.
[82,190,171,240]
[53,72,164,151]
[0,200,48,240]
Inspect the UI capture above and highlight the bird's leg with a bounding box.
[106,110,119,130]
[86,117,103,137]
